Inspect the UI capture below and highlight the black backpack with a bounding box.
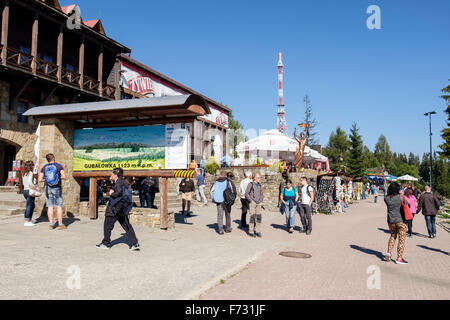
[223,179,236,206]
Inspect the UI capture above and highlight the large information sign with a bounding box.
[165,123,189,169]
[74,125,166,171]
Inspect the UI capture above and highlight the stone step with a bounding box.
[0,207,23,216]
[0,186,19,193]
[0,200,26,208]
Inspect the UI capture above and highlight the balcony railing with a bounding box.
[61,67,81,86]
[102,84,116,99]
[83,75,100,93]
[3,46,115,99]
[35,57,58,80]
[6,47,33,70]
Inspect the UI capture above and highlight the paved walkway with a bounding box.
[0,195,449,300]
[201,197,450,300]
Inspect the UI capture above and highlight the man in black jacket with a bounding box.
[417,186,441,238]
[96,168,140,251]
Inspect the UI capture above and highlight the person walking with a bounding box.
[383,182,408,264]
[195,168,208,206]
[417,186,441,238]
[179,177,195,217]
[96,168,140,251]
[299,177,314,235]
[239,171,252,228]
[280,179,299,233]
[22,160,38,227]
[38,153,67,230]
[404,187,417,237]
[373,185,379,203]
[245,173,264,238]
[211,171,235,235]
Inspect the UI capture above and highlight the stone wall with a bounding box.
[36,119,80,217]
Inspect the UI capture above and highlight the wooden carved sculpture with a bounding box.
[293,123,310,170]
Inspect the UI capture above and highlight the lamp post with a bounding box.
[424,111,437,192]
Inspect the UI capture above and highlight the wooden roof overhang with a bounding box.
[24,94,210,129]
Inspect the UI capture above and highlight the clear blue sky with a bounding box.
[61,0,450,157]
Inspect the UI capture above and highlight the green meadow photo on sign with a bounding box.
[73,125,165,171]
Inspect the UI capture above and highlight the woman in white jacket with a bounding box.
[22,161,38,226]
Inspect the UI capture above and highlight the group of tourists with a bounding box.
[383,183,441,264]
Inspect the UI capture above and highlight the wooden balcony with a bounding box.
[35,57,58,80]
[6,47,33,71]
[2,46,116,100]
[61,67,81,86]
[83,75,100,93]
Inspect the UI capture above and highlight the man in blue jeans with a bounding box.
[39,153,66,230]
[417,186,441,238]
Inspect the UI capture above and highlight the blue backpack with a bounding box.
[43,164,60,187]
[110,184,133,216]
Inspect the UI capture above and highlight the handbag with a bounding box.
[401,195,413,221]
[29,189,42,198]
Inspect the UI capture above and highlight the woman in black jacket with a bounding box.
[179,177,195,216]
[383,182,408,264]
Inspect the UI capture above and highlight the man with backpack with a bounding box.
[211,171,236,235]
[299,176,314,235]
[38,153,67,230]
[96,168,140,251]
[245,172,264,238]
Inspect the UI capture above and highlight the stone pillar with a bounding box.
[37,119,80,217]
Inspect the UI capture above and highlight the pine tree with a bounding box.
[303,95,319,146]
[374,135,393,169]
[347,122,365,178]
[438,81,450,158]
[322,126,349,172]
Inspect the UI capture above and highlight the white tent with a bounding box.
[236,129,328,165]
[396,174,419,181]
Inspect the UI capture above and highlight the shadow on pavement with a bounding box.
[417,245,449,256]
[174,213,193,225]
[350,244,385,261]
[110,233,129,247]
[377,228,428,238]
[270,223,302,232]
[232,219,248,232]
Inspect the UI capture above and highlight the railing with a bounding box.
[35,57,58,80]
[102,84,116,99]
[83,75,100,93]
[6,47,33,70]
[61,67,81,86]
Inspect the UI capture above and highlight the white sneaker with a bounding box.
[24,221,36,227]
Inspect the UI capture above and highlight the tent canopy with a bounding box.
[396,174,419,181]
[236,129,327,163]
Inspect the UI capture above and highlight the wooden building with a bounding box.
[0,0,130,184]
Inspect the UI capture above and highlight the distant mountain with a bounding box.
[75,142,162,151]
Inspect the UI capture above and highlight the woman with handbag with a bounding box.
[22,160,40,227]
[404,187,417,237]
[280,180,299,233]
[383,182,410,264]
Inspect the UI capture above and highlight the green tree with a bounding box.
[438,80,450,158]
[363,145,380,168]
[419,153,430,185]
[374,135,393,169]
[228,112,246,158]
[303,95,319,146]
[322,127,350,172]
[346,122,365,178]
[434,154,450,197]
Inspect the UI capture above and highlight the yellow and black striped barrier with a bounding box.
[173,170,196,179]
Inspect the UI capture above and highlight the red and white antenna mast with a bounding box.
[276,52,287,134]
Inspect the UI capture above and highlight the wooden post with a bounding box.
[31,13,39,75]
[160,177,168,229]
[89,177,97,219]
[79,35,84,89]
[1,0,9,65]
[98,46,103,96]
[114,58,121,100]
[56,25,63,83]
